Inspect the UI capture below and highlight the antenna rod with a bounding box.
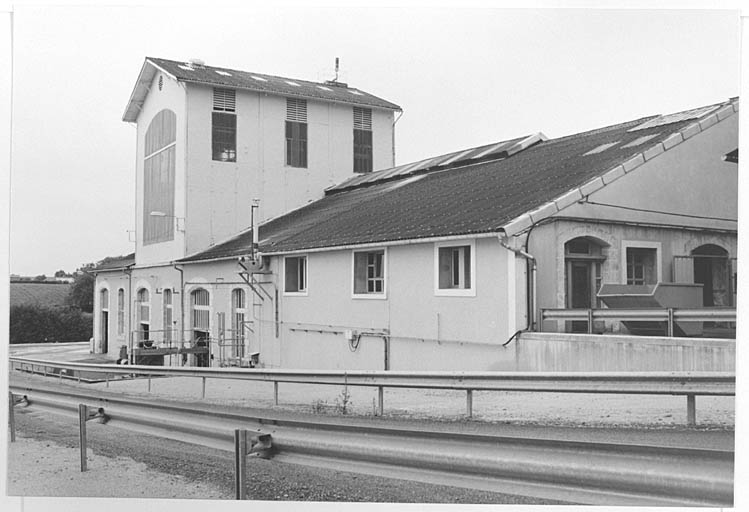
[335,57,339,82]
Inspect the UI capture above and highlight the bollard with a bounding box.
[105,374,110,388]
[274,381,279,406]
[202,377,207,399]
[148,375,152,393]
[378,386,384,416]
[234,429,248,500]
[466,389,473,418]
[687,394,696,426]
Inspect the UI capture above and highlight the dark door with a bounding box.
[100,312,109,353]
[568,261,592,332]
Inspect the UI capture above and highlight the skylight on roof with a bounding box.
[285,80,301,87]
[317,85,332,91]
[583,142,619,156]
[349,90,363,96]
[251,75,267,82]
[178,65,194,71]
[628,105,721,132]
[215,70,232,77]
[620,134,660,148]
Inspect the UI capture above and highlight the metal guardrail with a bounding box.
[9,356,735,426]
[540,307,736,336]
[8,383,734,506]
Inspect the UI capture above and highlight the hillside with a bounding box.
[10,282,71,308]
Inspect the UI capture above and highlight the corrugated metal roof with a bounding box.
[178,99,737,263]
[123,57,400,122]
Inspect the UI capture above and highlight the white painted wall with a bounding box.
[134,72,187,266]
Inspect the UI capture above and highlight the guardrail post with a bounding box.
[148,374,152,393]
[466,390,473,418]
[79,404,88,472]
[667,308,675,337]
[202,377,207,399]
[378,386,384,416]
[587,309,594,334]
[8,392,16,442]
[687,394,696,426]
[274,382,279,406]
[234,429,247,500]
[105,374,110,388]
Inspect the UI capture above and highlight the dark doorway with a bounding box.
[565,237,606,333]
[692,244,730,307]
[100,311,109,353]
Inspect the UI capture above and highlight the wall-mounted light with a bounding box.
[150,211,185,232]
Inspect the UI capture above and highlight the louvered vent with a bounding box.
[286,98,307,122]
[353,107,372,130]
[213,88,236,112]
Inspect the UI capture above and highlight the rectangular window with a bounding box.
[353,250,385,296]
[284,256,307,294]
[435,241,476,296]
[353,107,373,173]
[212,88,236,162]
[117,289,125,335]
[626,248,657,285]
[286,98,308,168]
[163,289,173,343]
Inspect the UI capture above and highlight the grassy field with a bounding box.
[10,282,71,308]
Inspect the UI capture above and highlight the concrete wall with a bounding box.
[516,332,735,372]
[134,73,187,266]
[183,84,395,254]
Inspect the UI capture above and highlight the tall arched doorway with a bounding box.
[565,237,608,332]
[691,244,731,307]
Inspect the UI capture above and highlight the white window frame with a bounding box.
[434,240,477,297]
[351,248,388,300]
[621,241,662,285]
[283,255,308,296]
[117,288,125,336]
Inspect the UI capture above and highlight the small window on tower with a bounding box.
[212,88,236,162]
[286,98,308,168]
[353,107,373,173]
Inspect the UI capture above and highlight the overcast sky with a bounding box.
[4,6,741,276]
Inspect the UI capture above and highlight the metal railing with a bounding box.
[8,383,734,506]
[540,307,736,336]
[9,356,735,426]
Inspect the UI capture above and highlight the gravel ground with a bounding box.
[6,408,569,505]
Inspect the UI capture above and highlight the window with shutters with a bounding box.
[284,256,307,295]
[434,241,476,296]
[212,88,236,162]
[352,249,386,298]
[353,107,373,173]
[285,98,307,168]
[143,109,176,244]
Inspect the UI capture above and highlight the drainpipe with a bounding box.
[125,266,133,363]
[498,229,537,332]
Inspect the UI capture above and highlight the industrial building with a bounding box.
[93,57,738,370]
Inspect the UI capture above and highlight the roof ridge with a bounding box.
[147,57,348,90]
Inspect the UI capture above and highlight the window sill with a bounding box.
[283,291,308,297]
[435,288,476,297]
[352,293,388,300]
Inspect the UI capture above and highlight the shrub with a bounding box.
[9,304,93,344]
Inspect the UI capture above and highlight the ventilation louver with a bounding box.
[213,88,236,112]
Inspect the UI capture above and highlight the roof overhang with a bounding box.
[122,59,177,123]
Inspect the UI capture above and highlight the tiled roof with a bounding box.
[179,100,737,263]
[94,253,136,271]
[124,57,400,122]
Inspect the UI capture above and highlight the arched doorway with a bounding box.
[691,244,731,307]
[190,288,211,367]
[564,237,608,332]
[99,289,109,353]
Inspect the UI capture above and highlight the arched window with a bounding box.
[117,289,125,335]
[144,109,177,244]
[136,288,150,342]
[190,288,210,342]
[231,289,247,358]
[100,289,109,312]
[163,289,173,343]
